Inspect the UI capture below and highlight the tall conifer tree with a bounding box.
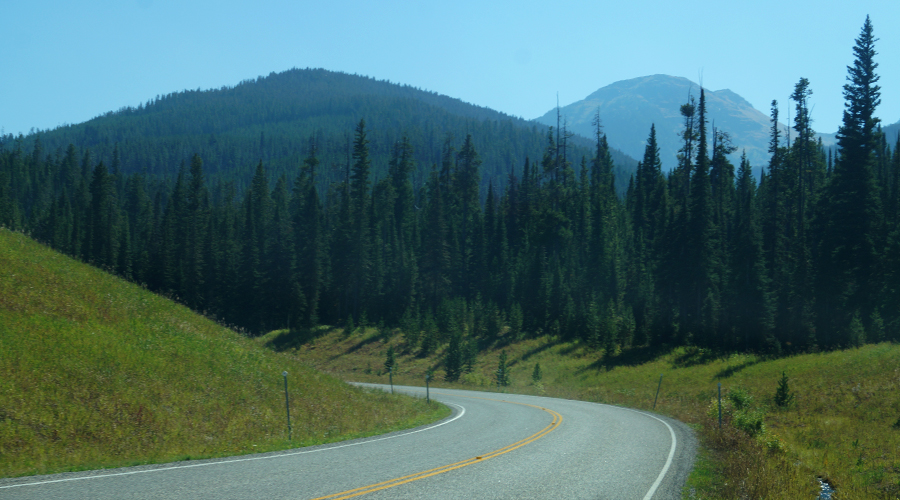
[817,16,883,346]
[349,119,372,322]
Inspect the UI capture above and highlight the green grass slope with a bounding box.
[280,326,900,499]
[0,229,447,478]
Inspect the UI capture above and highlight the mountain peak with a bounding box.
[536,75,774,170]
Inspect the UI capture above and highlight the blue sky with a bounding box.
[2,0,898,138]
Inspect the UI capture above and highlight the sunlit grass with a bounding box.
[0,229,448,478]
[285,326,900,499]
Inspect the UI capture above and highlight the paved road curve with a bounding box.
[0,385,695,499]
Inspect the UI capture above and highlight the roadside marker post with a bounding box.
[283,371,292,441]
[389,367,394,394]
[717,382,722,429]
[653,374,663,410]
[425,373,430,404]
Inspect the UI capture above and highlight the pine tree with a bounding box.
[588,113,622,308]
[657,95,698,344]
[184,154,209,309]
[349,119,372,323]
[817,16,883,346]
[420,164,451,314]
[886,139,900,341]
[495,350,510,387]
[87,160,120,270]
[269,174,302,329]
[785,78,823,348]
[709,128,736,346]
[731,152,773,349]
[293,139,323,327]
[453,134,482,301]
[444,332,462,382]
[628,124,665,345]
[382,136,418,324]
[124,172,153,284]
[685,88,717,345]
[760,100,792,346]
[240,161,271,332]
[384,345,396,373]
[774,371,794,408]
[211,181,241,325]
[70,150,93,260]
[0,162,18,229]
[889,135,900,226]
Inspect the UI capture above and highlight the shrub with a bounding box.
[460,372,489,386]
[728,386,755,410]
[707,387,767,437]
[764,435,786,454]
[707,396,732,422]
[733,408,766,437]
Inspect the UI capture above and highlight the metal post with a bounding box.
[389,367,394,394]
[283,371,292,441]
[717,382,722,429]
[425,374,430,403]
[653,374,663,410]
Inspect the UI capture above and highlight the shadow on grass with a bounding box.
[714,360,758,379]
[260,328,322,352]
[518,338,558,361]
[672,346,721,368]
[580,343,675,372]
[558,342,584,357]
[340,329,392,357]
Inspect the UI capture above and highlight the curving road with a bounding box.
[0,385,695,499]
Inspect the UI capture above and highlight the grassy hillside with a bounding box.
[0,228,447,478]
[275,326,900,499]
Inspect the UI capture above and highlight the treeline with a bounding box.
[1,18,897,357]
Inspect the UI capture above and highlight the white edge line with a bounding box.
[501,392,678,500]
[379,385,679,500]
[628,409,677,500]
[0,400,465,490]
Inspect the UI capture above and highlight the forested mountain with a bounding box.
[4,68,636,196]
[0,18,897,363]
[535,75,790,171]
[884,119,900,147]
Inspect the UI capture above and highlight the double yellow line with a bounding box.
[311,397,563,500]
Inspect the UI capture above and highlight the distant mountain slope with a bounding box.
[17,68,637,196]
[535,75,780,171]
[885,120,900,147]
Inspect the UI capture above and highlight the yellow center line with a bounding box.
[310,394,563,500]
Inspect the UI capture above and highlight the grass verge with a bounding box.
[0,229,448,478]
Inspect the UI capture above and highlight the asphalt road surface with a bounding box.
[0,384,696,499]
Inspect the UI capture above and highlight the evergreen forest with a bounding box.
[2,17,898,357]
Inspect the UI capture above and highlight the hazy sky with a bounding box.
[2,0,898,138]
